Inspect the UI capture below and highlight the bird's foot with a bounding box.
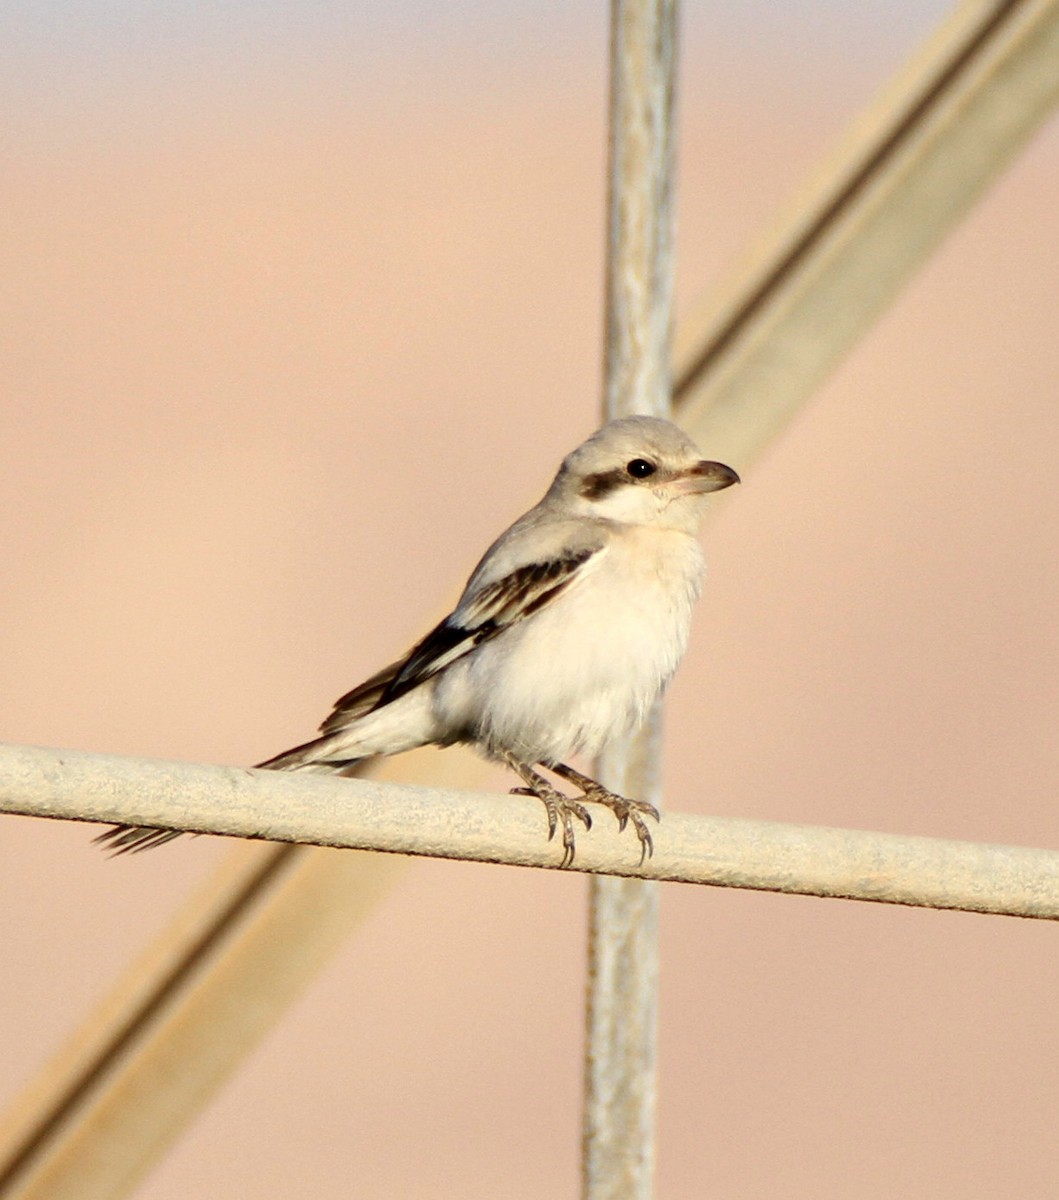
[549,763,660,864]
[509,783,592,868]
[502,754,592,867]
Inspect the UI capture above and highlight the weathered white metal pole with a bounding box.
[3,743,1059,919]
[584,2,677,1196]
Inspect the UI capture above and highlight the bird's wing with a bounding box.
[318,545,600,733]
[315,660,405,731]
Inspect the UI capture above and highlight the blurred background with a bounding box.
[2,1,1058,1196]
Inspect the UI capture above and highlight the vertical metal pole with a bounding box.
[583,2,677,1198]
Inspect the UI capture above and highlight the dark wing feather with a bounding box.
[319,546,598,731]
[318,660,405,733]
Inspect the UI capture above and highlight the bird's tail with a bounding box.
[93,825,187,854]
[254,730,369,774]
[95,733,369,855]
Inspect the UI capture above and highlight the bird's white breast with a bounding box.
[434,527,705,764]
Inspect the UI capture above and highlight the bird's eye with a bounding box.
[626,459,656,479]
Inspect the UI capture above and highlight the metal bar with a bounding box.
[0,839,403,1200]
[601,0,676,420]
[1,742,1058,920]
[0,745,488,1200]
[587,1,677,1195]
[673,0,1059,465]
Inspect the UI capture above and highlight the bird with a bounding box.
[96,416,738,866]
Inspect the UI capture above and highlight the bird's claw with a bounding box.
[629,811,655,865]
[574,783,659,864]
[507,757,660,867]
[607,802,655,864]
[510,783,591,866]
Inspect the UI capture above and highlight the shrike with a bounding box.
[98,416,738,865]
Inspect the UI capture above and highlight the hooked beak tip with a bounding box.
[686,460,740,493]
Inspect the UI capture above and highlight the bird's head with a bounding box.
[549,415,739,533]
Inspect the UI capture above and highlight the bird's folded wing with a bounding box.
[319,546,600,731]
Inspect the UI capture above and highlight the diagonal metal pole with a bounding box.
[583,2,677,1196]
[674,0,1059,464]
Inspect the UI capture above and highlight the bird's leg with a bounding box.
[548,761,660,863]
[500,752,592,868]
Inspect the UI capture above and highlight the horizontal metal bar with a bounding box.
[2,742,1057,920]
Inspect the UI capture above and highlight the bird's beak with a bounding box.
[672,460,741,495]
